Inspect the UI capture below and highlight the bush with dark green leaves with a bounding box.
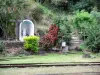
[73,10,96,40]
[74,10,100,52]
[91,11,100,23]
[53,16,71,45]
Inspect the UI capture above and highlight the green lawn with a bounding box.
[0,52,100,64]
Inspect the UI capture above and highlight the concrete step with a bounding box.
[71,36,79,39]
[70,40,82,42]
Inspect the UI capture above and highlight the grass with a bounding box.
[0,52,100,64]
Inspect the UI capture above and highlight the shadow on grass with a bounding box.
[0,59,9,61]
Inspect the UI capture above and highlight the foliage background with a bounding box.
[0,0,100,52]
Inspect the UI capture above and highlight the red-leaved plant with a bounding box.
[40,24,59,50]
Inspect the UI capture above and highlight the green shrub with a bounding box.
[0,41,5,53]
[73,10,96,40]
[74,10,95,25]
[91,11,100,23]
[73,10,100,52]
[24,36,40,53]
[83,23,100,52]
[53,16,71,45]
[79,43,86,50]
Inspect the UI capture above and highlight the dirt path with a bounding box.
[0,66,100,75]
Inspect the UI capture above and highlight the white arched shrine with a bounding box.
[19,20,34,41]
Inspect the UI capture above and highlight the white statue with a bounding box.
[22,29,26,36]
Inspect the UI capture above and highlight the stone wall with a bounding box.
[4,41,24,49]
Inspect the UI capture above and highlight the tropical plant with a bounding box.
[41,24,59,50]
[73,10,96,40]
[74,10,100,52]
[83,23,100,52]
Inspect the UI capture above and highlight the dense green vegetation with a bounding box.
[73,10,100,52]
[0,0,100,53]
[53,16,71,45]
[39,0,100,52]
[0,0,29,39]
